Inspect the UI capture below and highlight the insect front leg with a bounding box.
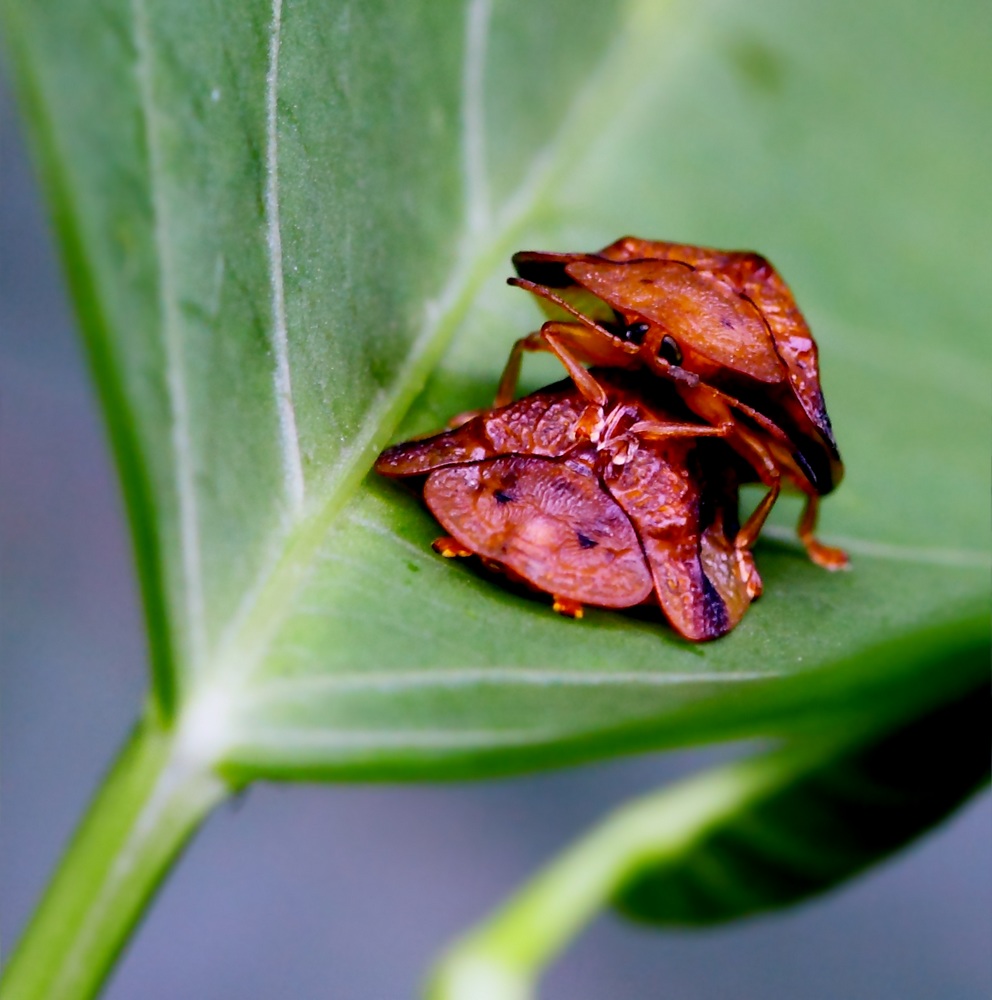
[493,331,537,407]
[600,419,726,469]
[627,420,727,441]
[445,409,485,429]
[495,321,618,442]
[730,481,779,600]
[495,321,620,407]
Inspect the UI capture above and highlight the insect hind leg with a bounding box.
[797,495,850,570]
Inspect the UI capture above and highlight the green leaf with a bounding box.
[6,0,989,770]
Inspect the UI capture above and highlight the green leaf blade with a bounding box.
[6,0,989,775]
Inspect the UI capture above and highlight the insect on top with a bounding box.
[376,236,848,641]
[505,237,847,571]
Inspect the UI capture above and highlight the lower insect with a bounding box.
[376,373,760,641]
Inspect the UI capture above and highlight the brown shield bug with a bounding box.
[376,371,761,641]
[502,237,848,570]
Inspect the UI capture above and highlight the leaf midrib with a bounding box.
[263,0,306,522]
[132,0,207,672]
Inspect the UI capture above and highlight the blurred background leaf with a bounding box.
[615,684,990,926]
[427,681,988,998]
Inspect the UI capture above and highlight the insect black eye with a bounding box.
[658,334,683,365]
[621,321,650,345]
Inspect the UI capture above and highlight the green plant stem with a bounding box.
[426,742,832,1000]
[1,711,228,1000]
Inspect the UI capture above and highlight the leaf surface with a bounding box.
[6,0,989,779]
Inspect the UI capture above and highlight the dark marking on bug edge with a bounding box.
[576,532,598,549]
[701,571,730,634]
[494,489,515,505]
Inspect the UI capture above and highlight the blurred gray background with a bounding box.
[2,71,990,1000]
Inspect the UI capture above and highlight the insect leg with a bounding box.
[432,537,475,558]
[626,420,726,441]
[599,419,726,469]
[797,495,850,570]
[552,596,584,619]
[705,420,788,599]
[493,332,537,407]
[495,321,615,408]
[445,409,485,429]
[727,479,777,600]
[539,326,612,439]
[494,321,618,441]
[735,480,781,551]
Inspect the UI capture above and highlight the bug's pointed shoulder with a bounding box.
[374,416,493,477]
[511,249,594,288]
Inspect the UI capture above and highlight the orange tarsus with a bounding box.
[552,596,584,619]
[432,537,474,558]
[797,495,850,570]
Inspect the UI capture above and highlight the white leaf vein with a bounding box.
[760,525,990,569]
[245,668,782,702]
[265,0,306,518]
[232,726,554,752]
[462,0,493,236]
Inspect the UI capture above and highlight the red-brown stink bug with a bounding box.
[502,237,847,570]
[376,371,762,641]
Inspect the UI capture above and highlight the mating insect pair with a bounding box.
[377,370,760,641]
[376,238,847,640]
